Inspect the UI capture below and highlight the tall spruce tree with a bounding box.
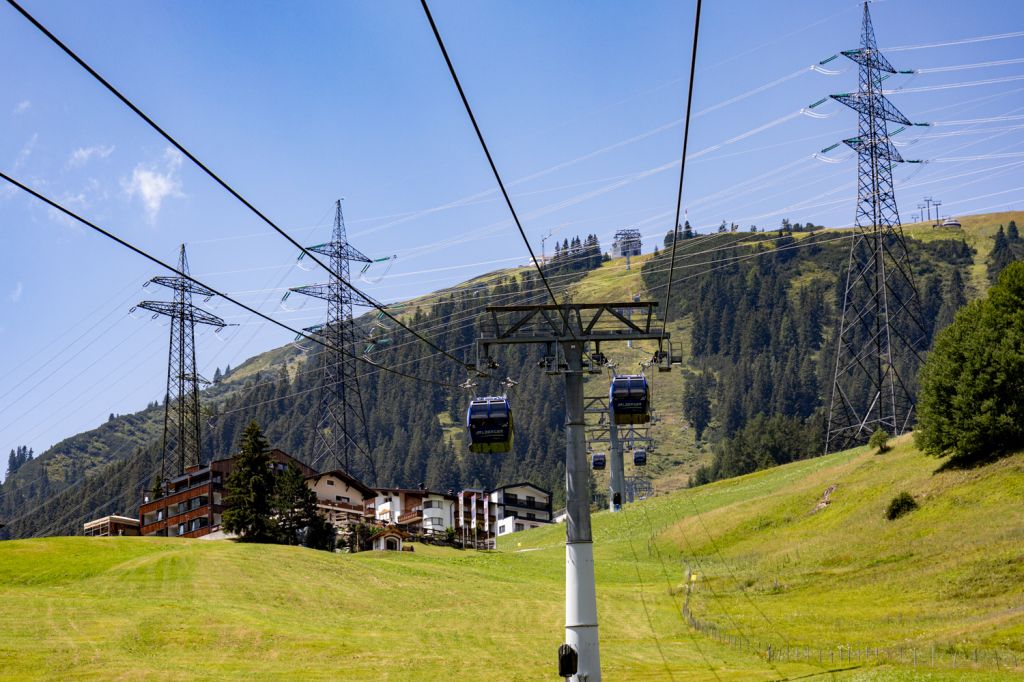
[989,226,1016,282]
[916,261,1024,463]
[271,462,334,550]
[936,269,968,333]
[222,421,276,542]
[683,373,712,441]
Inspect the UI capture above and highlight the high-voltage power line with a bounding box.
[285,200,373,477]
[132,245,228,483]
[823,2,929,452]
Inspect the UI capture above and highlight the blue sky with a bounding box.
[2,0,1024,470]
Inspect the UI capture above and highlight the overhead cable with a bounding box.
[884,30,1024,53]
[663,0,704,336]
[0,171,460,390]
[4,0,474,374]
[418,0,566,318]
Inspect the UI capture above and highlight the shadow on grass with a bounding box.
[933,448,1017,473]
[770,664,862,681]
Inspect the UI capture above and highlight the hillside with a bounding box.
[2,210,1022,538]
[1,437,1021,679]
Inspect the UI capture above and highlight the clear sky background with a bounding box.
[2,0,1024,472]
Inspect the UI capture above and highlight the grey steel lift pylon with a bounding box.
[584,395,655,512]
[475,301,674,682]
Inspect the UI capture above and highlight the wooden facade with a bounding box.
[139,449,314,538]
[83,515,140,537]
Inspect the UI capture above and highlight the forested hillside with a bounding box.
[0,237,605,539]
[1,215,1021,538]
[643,214,1021,485]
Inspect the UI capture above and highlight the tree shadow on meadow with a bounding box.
[933,447,1018,473]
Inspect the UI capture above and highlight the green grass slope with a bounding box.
[2,436,1021,680]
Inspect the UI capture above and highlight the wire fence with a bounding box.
[681,601,1023,673]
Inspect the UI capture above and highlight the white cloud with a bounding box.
[13,133,38,170]
[67,144,115,168]
[122,147,184,222]
[12,100,30,115]
[9,282,23,303]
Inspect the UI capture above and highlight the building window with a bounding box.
[527,513,536,520]
[177,523,186,536]
[327,480,334,486]
[515,523,525,532]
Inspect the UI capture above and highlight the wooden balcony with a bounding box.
[398,507,424,524]
[316,499,365,514]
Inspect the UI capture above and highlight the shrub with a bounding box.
[868,428,890,453]
[885,492,918,520]
[916,261,1024,464]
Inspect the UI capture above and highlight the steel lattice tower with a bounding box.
[289,200,372,474]
[825,2,927,452]
[134,244,227,483]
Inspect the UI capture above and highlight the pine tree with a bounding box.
[989,226,1016,282]
[936,269,967,334]
[921,274,944,340]
[683,373,712,441]
[222,421,276,542]
[682,220,694,240]
[271,462,331,548]
[916,261,1024,463]
[1008,220,1019,242]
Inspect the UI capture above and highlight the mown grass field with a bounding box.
[2,436,1021,680]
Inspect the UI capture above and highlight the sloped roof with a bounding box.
[306,469,376,499]
[496,482,552,497]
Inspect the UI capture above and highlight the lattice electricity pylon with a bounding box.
[132,244,227,484]
[286,199,373,475]
[824,2,929,453]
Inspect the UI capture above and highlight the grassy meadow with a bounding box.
[2,436,1021,680]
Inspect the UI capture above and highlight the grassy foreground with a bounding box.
[1,437,1021,680]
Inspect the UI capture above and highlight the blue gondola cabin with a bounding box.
[467,396,514,454]
[610,375,650,425]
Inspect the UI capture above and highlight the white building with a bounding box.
[489,483,553,536]
[305,469,376,531]
[372,487,456,536]
[372,527,408,551]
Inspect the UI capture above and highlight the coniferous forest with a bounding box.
[0,242,603,539]
[643,227,975,485]
[0,224,1008,538]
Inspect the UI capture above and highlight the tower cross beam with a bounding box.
[132,244,222,483]
[826,2,927,454]
[473,302,671,682]
[288,199,375,480]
